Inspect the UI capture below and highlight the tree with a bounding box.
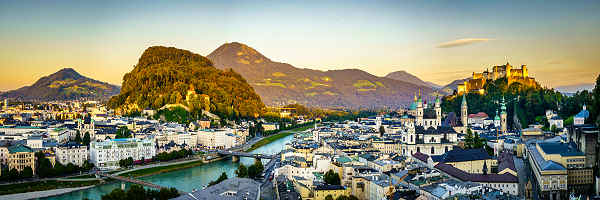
[36,153,54,178]
[464,129,473,149]
[247,158,264,179]
[75,130,82,144]
[116,126,132,139]
[593,74,600,127]
[336,195,359,200]
[253,158,264,176]
[324,169,341,185]
[8,168,19,181]
[126,185,147,200]
[83,132,91,145]
[235,164,248,178]
[248,165,259,179]
[208,172,228,186]
[379,125,385,137]
[325,194,334,200]
[21,166,34,178]
[101,188,127,200]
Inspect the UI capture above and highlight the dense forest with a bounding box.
[442,75,600,130]
[108,46,265,120]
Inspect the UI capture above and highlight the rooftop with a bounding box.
[172,178,260,200]
[431,148,491,163]
[7,144,33,153]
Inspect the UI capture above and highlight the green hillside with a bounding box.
[108,46,265,120]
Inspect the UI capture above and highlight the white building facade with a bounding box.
[90,138,156,170]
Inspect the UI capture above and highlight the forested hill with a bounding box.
[108,46,265,119]
[442,77,600,130]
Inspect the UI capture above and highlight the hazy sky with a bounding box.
[1,0,599,91]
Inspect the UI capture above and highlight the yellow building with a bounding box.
[7,144,35,174]
[372,140,401,154]
[313,185,350,200]
[527,142,589,199]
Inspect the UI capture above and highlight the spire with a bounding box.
[414,92,417,102]
[461,94,467,106]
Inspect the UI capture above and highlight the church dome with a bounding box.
[409,102,417,110]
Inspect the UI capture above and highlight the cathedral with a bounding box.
[458,62,537,95]
[400,91,458,158]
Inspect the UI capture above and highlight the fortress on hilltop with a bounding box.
[458,62,537,94]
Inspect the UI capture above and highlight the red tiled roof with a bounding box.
[468,112,488,119]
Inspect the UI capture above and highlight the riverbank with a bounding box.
[0,185,96,200]
[0,179,100,196]
[118,157,208,178]
[246,124,313,152]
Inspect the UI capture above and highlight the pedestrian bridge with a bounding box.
[96,172,182,193]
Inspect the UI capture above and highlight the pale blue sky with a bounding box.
[1,0,598,90]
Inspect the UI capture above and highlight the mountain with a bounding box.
[0,68,120,101]
[554,83,594,95]
[207,42,433,108]
[107,46,264,119]
[384,71,440,89]
[439,78,470,95]
[425,81,442,89]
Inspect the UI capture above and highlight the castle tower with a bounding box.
[505,62,512,78]
[416,89,423,126]
[435,97,442,127]
[500,97,508,133]
[521,65,528,78]
[461,94,468,128]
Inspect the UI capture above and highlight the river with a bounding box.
[41,133,295,200]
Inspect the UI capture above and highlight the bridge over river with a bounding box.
[96,172,183,194]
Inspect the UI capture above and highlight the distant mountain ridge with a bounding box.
[385,71,440,89]
[207,42,433,108]
[554,83,594,94]
[0,68,120,101]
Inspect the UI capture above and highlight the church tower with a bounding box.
[435,96,442,127]
[416,90,424,126]
[461,94,468,128]
[500,97,507,133]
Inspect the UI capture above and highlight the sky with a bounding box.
[0,0,599,91]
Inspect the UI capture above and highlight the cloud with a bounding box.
[437,38,494,48]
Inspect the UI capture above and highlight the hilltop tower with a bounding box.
[416,89,424,126]
[435,97,442,126]
[461,94,468,128]
[500,97,508,133]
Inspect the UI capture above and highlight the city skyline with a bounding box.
[1,0,599,91]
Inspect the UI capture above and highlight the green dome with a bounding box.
[409,102,417,110]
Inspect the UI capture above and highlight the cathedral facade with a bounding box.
[400,92,458,158]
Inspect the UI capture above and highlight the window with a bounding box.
[431,147,435,154]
